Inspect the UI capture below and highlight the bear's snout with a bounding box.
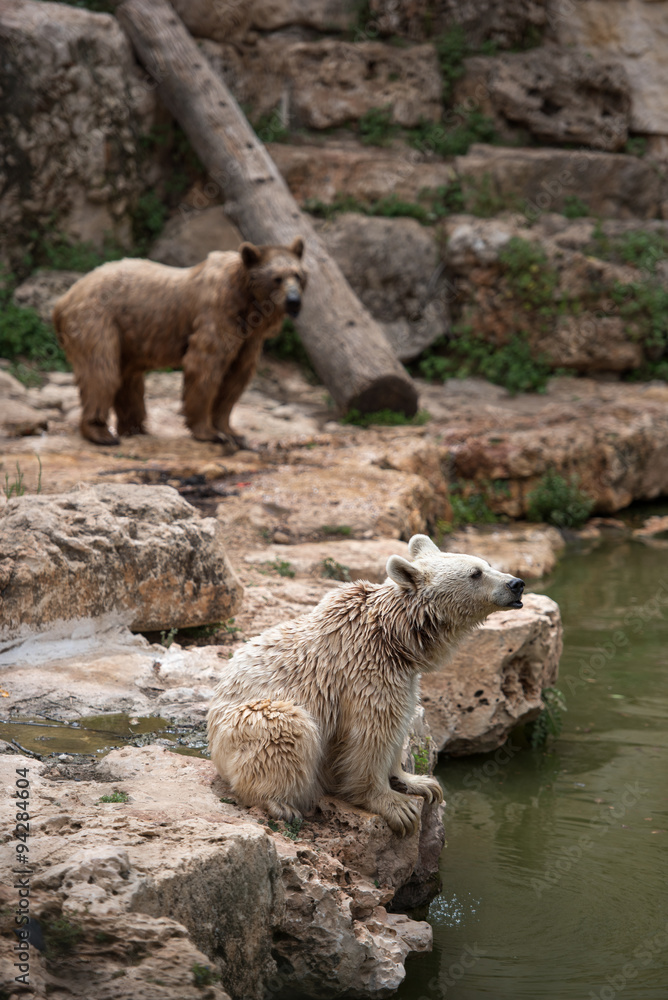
[505,577,525,607]
[285,289,302,317]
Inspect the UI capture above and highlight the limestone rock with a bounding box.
[456,144,665,220]
[250,0,355,33]
[0,746,436,999]
[421,593,563,754]
[0,484,243,639]
[171,0,253,40]
[443,523,565,581]
[367,0,546,47]
[547,0,668,137]
[216,461,436,542]
[245,538,411,581]
[149,206,242,267]
[202,37,442,128]
[12,268,82,324]
[269,141,457,207]
[316,213,449,360]
[0,1,158,263]
[454,46,631,151]
[0,370,48,437]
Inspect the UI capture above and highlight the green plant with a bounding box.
[265,560,296,578]
[220,796,236,805]
[527,687,566,748]
[321,525,352,536]
[252,107,290,144]
[160,627,178,648]
[526,470,594,528]
[283,817,303,840]
[498,237,558,312]
[0,272,69,378]
[304,185,465,226]
[99,790,129,803]
[43,917,83,956]
[412,737,432,775]
[562,195,590,219]
[321,557,351,582]
[462,173,516,217]
[341,407,430,427]
[434,25,469,102]
[192,963,220,987]
[265,318,315,374]
[409,110,496,158]
[623,137,647,158]
[2,456,42,500]
[359,106,398,146]
[417,328,551,395]
[132,190,167,254]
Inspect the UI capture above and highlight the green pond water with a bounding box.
[398,536,668,1000]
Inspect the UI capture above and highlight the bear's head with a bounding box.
[240,237,307,319]
[386,534,525,628]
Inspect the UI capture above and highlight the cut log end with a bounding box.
[347,376,419,418]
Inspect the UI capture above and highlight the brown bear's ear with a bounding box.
[289,236,305,259]
[386,555,423,592]
[240,243,262,268]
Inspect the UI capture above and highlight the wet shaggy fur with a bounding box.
[52,237,307,447]
[207,534,525,835]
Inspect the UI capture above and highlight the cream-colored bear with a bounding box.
[207,535,525,835]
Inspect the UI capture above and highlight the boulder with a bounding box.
[366,0,547,48]
[244,538,412,581]
[201,37,442,128]
[547,0,668,137]
[0,1,158,263]
[269,141,457,207]
[0,484,244,640]
[421,593,563,754]
[0,746,435,999]
[454,46,631,151]
[12,268,82,324]
[443,523,565,580]
[456,144,666,220]
[315,213,449,360]
[0,370,48,437]
[149,205,242,267]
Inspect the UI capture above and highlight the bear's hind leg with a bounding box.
[208,699,321,821]
[115,369,147,437]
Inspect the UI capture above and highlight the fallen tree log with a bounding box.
[116,0,419,417]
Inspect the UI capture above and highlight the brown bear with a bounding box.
[52,238,307,447]
[207,535,526,836]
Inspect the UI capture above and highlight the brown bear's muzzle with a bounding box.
[285,290,302,317]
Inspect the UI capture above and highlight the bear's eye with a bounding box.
[471,568,483,579]
[273,276,282,285]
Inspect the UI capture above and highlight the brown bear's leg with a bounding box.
[182,321,240,444]
[115,369,147,437]
[211,335,265,450]
[76,350,122,447]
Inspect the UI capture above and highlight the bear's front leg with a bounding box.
[211,332,266,451]
[182,321,240,445]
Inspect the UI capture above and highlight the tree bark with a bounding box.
[116,0,419,416]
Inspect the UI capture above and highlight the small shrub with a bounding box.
[160,627,178,648]
[132,190,167,254]
[463,174,515,217]
[321,557,351,581]
[434,25,469,102]
[321,525,352,536]
[562,195,590,219]
[412,738,432,775]
[264,560,295,578]
[99,790,129,803]
[253,107,290,144]
[358,106,398,146]
[265,318,315,375]
[417,328,551,395]
[283,817,303,840]
[341,408,430,427]
[43,917,83,957]
[526,687,566,748]
[623,137,647,158]
[303,185,465,225]
[498,237,558,312]
[526,470,593,528]
[192,963,220,987]
[0,272,69,377]
[409,110,496,159]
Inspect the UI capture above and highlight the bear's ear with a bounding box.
[240,242,262,268]
[408,534,441,559]
[289,236,305,259]
[387,555,423,591]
